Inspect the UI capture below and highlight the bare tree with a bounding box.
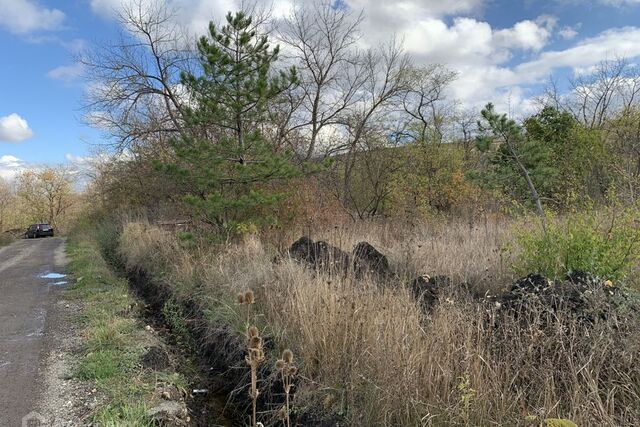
[83,0,195,151]
[607,107,640,203]
[567,58,640,129]
[336,40,412,213]
[453,106,478,159]
[279,0,365,159]
[401,64,457,144]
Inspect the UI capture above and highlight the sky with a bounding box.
[2,0,640,180]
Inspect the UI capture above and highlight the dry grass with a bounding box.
[304,216,520,290]
[117,219,640,426]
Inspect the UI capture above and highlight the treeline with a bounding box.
[84,0,640,235]
[0,167,79,234]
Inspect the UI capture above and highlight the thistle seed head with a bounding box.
[248,326,259,338]
[277,406,287,420]
[249,347,264,362]
[237,293,245,304]
[275,359,286,370]
[323,394,336,410]
[249,336,262,349]
[245,289,255,304]
[282,349,294,364]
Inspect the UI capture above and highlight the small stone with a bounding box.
[58,372,73,380]
[147,401,188,424]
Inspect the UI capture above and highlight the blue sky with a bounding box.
[1,0,640,179]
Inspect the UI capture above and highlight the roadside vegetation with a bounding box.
[91,216,637,426]
[65,223,190,426]
[56,0,640,425]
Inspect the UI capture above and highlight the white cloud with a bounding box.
[402,18,493,64]
[345,0,482,22]
[515,27,640,82]
[90,0,237,35]
[494,18,554,51]
[86,0,640,117]
[559,25,579,40]
[0,155,29,180]
[0,0,65,34]
[61,38,90,55]
[599,0,640,5]
[0,114,34,142]
[47,63,85,83]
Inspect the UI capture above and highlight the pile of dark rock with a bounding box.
[409,274,459,309]
[498,271,632,321]
[288,236,394,279]
[286,236,636,320]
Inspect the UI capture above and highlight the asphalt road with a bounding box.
[0,237,68,426]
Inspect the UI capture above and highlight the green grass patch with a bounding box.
[76,350,129,381]
[65,232,167,426]
[512,208,640,286]
[92,403,150,427]
[0,232,15,247]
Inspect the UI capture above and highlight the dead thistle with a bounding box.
[240,289,262,426]
[275,349,297,427]
[238,289,256,328]
[245,325,264,427]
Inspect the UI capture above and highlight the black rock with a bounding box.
[409,275,453,309]
[288,236,350,275]
[498,271,634,324]
[352,241,392,279]
[288,236,315,262]
[564,270,603,290]
[510,273,552,295]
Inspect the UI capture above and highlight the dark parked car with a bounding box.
[26,223,54,238]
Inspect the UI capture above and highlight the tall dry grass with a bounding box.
[117,219,640,426]
[304,216,520,290]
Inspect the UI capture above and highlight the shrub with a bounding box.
[513,207,640,283]
[95,217,122,266]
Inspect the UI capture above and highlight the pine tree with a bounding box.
[476,103,546,224]
[169,12,298,234]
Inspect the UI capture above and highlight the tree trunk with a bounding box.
[507,142,547,230]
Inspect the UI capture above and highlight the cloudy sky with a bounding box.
[2,0,640,179]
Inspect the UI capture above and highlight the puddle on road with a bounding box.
[40,272,66,279]
[0,361,11,369]
[49,281,68,286]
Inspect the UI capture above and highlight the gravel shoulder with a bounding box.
[0,237,72,426]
